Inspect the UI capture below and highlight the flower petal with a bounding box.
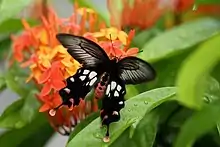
[38,68,51,84]
[39,103,51,112]
[40,82,52,96]
[118,31,128,45]
[126,48,139,56]
[52,80,65,90]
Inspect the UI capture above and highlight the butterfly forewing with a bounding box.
[118,56,156,84]
[56,33,110,68]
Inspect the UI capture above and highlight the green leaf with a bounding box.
[4,67,31,96]
[0,0,33,24]
[0,37,11,60]
[168,108,193,128]
[68,112,99,142]
[20,90,40,123]
[174,100,220,147]
[132,28,161,49]
[0,99,24,128]
[204,77,220,103]
[196,0,220,4]
[217,123,220,136]
[139,18,220,63]
[0,73,6,92]
[0,113,54,147]
[5,71,27,96]
[176,34,220,109]
[0,90,40,128]
[135,50,192,93]
[0,19,38,34]
[67,87,176,147]
[110,109,160,147]
[69,0,110,26]
[125,85,139,100]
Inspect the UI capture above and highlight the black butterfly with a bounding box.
[54,33,156,141]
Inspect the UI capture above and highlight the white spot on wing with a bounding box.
[111,81,116,90]
[119,101,123,105]
[89,77,97,86]
[114,91,119,97]
[79,76,86,81]
[117,85,122,91]
[112,111,119,115]
[89,71,97,79]
[83,69,90,75]
[70,77,74,82]
[106,85,110,95]
[64,88,70,93]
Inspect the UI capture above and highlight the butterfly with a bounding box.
[52,33,156,142]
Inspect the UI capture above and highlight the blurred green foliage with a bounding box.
[0,0,220,147]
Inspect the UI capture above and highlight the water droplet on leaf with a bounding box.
[147,98,152,102]
[93,132,102,139]
[134,103,138,106]
[179,31,187,39]
[144,101,148,104]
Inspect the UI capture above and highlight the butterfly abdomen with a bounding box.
[94,72,110,100]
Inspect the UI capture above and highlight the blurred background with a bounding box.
[0,0,220,147]
[0,0,106,146]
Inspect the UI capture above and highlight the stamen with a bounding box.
[109,34,117,58]
[68,98,74,111]
[49,109,57,116]
[49,102,65,116]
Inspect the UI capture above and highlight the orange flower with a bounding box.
[91,28,139,58]
[38,61,65,96]
[172,0,194,13]
[108,0,164,30]
[11,1,141,135]
[38,92,62,112]
[11,32,35,62]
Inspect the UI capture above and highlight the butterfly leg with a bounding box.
[103,125,110,143]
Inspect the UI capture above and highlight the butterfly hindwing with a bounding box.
[101,76,126,137]
[59,67,100,107]
[56,33,110,68]
[117,56,156,84]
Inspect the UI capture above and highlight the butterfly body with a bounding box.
[94,72,110,100]
[56,33,156,140]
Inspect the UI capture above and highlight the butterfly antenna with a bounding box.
[119,49,143,59]
[109,34,117,59]
[138,49,143,53]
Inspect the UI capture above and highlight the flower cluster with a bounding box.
[107,0,220,30]
[107,0,164,30]
[11,3,139,134]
